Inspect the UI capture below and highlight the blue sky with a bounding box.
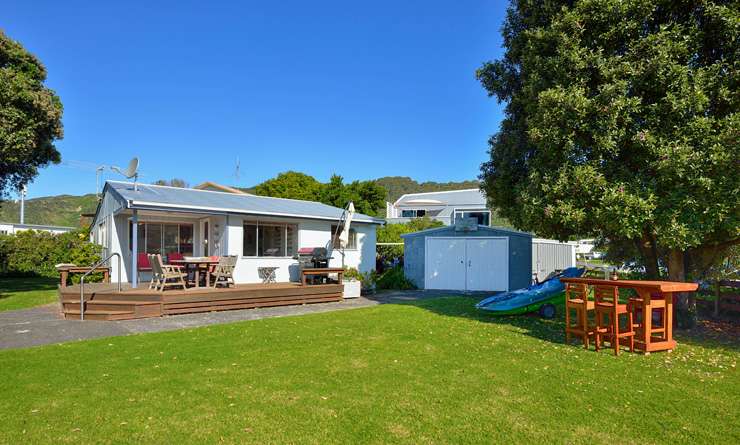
[5,1,506,199]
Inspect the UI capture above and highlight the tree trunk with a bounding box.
[635,234,660,279]
[668,249,695,328]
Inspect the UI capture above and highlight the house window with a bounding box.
[129,222,194,256]
[400,209,426,218]
[454,210,491,226]
[331,225,358,250]
[242,222,297,257]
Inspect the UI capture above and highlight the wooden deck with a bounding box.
[58,282,344,320]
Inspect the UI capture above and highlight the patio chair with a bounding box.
[564,282,596,349]
[147,254,162,290]
[210,255,237,288]
[137,252,152,282]
[150,254,187,292]
[594,285,635,356]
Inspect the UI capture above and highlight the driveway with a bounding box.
[0,290,473,350]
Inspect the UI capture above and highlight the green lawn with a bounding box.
[0,298,738,444]
[0,276,58,311]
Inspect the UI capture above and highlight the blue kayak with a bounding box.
[475,267,586,316]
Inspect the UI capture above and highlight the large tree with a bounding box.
[478,0,739,326]
[0,30,63,199]
[254,171,323,201]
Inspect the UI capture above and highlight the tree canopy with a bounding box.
[478,0,739,325]
[253,172,387,217]
[0,30,63,199]
[153,178,188,188]
[254,171,323,202]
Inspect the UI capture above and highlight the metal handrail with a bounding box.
[80,252,121,321]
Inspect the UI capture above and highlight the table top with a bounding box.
[170,258,220,264]
[56,265,110,272]
[560,277,698,292]
[301,267,344,273]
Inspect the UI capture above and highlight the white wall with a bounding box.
[532,238,577,280]
[225,215,377,284]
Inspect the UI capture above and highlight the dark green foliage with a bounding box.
[0,30,63,199]
[374,176,481,203]
[254,171,387,216]
[377,217,445,263]
[153,178,188,188]
[0,229,100,278]
[253,171,324,201]
[0,193,97,227]
[478,0,740,322]
[374,266,416,290]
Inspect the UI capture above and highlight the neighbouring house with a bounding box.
[402,224,577,292]
[385,189,493,226]
[90,181,383,285]
[194,181,251,194]
[0,222,75,235]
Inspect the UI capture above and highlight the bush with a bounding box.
[0,229,101,279]
[375,266,416,290]
[376,217,444,268]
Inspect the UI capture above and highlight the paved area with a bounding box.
[0,290,470,350]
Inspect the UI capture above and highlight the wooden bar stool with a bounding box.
[565,283,595,349]
[594,285,635,356]
[628,292,667,350]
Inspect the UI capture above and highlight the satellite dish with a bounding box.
[110,157,140,190]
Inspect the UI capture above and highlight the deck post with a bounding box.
[132,209,138,288]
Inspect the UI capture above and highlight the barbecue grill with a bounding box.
[294,247,332,283]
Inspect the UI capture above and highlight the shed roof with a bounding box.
[400,224,533,239]
[104,181,384,224]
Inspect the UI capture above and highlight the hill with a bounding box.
[373,176,480,203]
[0,194,98,228]
[0,176,482,227]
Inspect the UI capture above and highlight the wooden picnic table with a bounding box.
[301,267,344,286]
[561,277,698,353]
[170,257,220,288]
[57,265,110,288]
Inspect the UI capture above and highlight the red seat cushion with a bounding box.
[137,253,151,270]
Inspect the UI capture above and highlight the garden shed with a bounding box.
[402,224,532,292]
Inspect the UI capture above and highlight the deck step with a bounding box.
[63,309,135,321]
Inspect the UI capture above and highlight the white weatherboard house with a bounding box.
[91,181,383,286]
[386,189,492,226]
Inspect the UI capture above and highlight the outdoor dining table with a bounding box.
[170,257,220,288]
[560,277,698,353]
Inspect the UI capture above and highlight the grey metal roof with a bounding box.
[395,189,486,207]
[105,181,384,224]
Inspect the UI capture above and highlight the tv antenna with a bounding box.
[110,157,140,191]
[235,156,241,183]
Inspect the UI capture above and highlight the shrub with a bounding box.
[0,229,101,279]
[376,217,444,268]
[375,266,416,290]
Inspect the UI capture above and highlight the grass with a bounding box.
[0,296,738,444]
[0,276,58,311]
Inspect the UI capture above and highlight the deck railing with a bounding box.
[80,252,122,320]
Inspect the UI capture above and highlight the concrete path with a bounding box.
[0,290,467,350]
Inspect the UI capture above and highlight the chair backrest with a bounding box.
[566,283,589,302]
[594,285,619,308]
[138,252,151,269]
[147,254,160,276]
[168,252,184,262]
[227,255,238,267]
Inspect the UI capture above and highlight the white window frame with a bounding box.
[453,209,492,226]
[400,209,427,218]
[242,220,299,258]
[331,225,358,250]
[128,220,195,256]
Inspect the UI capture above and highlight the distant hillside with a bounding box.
[373,176,480,203]
[0,194,98,228]
[0,176,482,228]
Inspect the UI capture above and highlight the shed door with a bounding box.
[425,238,466,290]
[466,238,508,291]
